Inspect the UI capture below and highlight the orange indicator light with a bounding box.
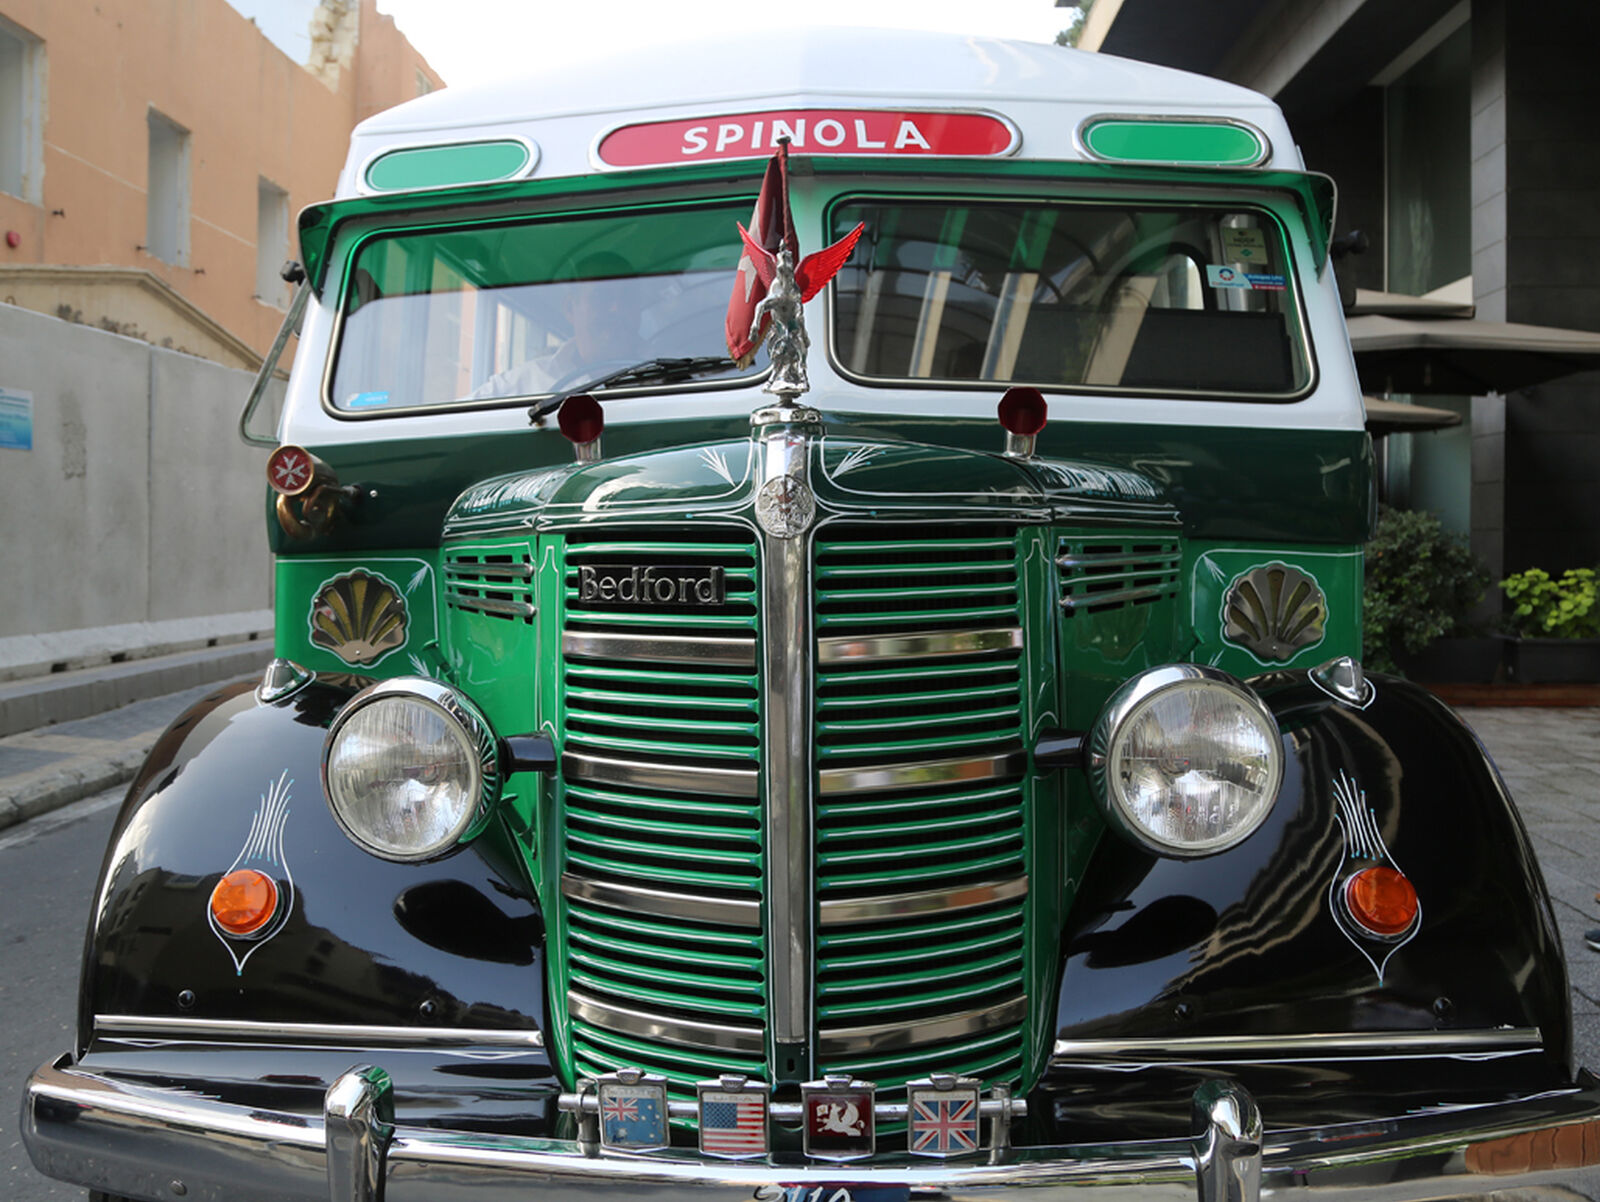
[210,869,279,937]
[1344,865,1418,937]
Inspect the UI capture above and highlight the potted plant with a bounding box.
[1363,507,1497,680]
[1500,567,1600,682]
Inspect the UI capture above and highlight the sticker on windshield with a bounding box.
[1221,227,1270,264]
[1206,265,1286,291]
[346,390,392,409]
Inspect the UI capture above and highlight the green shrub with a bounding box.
[1362,507,1490,674]
[1500,568,1600,639]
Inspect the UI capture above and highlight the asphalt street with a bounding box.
[3,709,1598,1200]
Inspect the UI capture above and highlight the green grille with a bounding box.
[559,528,765,1109]
[813,524,1029,1099]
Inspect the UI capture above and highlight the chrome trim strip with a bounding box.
[818,626,1022,665]
[563,630,757,668]
[756,413,820,1045]
[445,561,534,581]
[94,1014,544,1049]
[1051,1028,1544,1061]
[444,591,535,619]
[820,995,1028,1056]
[819,750,1025,795]
[568,990,765,1054]
[561,872,761,928]
[819,875,1029,927]
[1059,586,1174,611]
[1057,552,1179,570]
[564,751,758,798]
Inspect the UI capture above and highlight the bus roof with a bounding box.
[337,27,1299,197]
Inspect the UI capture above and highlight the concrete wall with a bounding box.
[0,301,279,652]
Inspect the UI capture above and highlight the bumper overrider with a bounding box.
[23,1054,1600,1202]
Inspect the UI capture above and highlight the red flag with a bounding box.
[726,143,799,367]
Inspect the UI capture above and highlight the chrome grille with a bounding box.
[443,547,535,621]
[812,525,1028,1098]
[560,528,765,1107]
[1057,536,1181,614]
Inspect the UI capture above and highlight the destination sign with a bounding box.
[597,108,1018,167]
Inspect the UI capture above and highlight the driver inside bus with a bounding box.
[469,252,647,400]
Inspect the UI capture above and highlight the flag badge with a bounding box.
[597,1070,669,1152]
[907,1076,982,1157]
[801,1074,875,1161]
[696,1074,769,1159]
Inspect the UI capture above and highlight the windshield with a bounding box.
[330,203,763,413]
[830,198,1310,397]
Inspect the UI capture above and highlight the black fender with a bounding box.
[1044,671,1570,1132]
[75,676,552,1128]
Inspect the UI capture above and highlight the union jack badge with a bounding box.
[597,1069,669,1152]
[801,1074,875,1161]
[696,1073,769,1159]
[907,1075,982,1157]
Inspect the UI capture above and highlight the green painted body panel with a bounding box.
[1082,119,1267,167]
[1186,540,1363,674]
[364,140,532,192]
[270,424,1370,557]
[272,553,439,678]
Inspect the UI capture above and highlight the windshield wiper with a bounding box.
[527,356,738,425]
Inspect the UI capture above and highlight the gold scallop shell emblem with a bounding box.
[309,570,407,666]
[1223,562,1327,663]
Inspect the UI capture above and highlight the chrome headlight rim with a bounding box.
[1088,664,1283,859]
[321,676,501,863]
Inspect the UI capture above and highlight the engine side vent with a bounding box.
[1056,536,1180,615]
[444,548,536,622]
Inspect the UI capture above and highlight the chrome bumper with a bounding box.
[23,1054,1600,1202]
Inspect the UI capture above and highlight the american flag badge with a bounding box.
[596,1069,669,1152]
[801,1074,875,1161]
[907,1075,982,1158]
[696,1074,769,1159]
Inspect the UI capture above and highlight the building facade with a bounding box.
[0,0,442,369]
[1082,0,1600,580]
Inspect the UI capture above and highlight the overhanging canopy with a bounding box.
[1362,395,1462,436]
[1347,313,1600,395]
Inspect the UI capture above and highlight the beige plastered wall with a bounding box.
[0,0,443,368]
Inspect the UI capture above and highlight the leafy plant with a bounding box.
[1500,568,1600,639]
[1362,507,1490,674]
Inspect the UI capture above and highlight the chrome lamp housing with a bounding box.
[1087,664,1283,858]
[321,676,501,862]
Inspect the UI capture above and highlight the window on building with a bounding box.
[256,177,289,306]
[146,110,191,266]
[0,17,43,202]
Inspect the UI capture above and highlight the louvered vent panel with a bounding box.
[559,528,765,1115]
[443,547,536,622]
[1056,536,1181,615]
[812,525,1028,1107]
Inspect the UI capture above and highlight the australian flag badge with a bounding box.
[907,1075,982,1157]
[597,1069,669,1152]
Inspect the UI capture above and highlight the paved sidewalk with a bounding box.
[0,674,259,831]
[1462,707,1600,1053]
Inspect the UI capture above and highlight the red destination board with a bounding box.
[597,108,1017,167]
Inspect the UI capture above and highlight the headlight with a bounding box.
[322,678,500,861]
[1088,665,1282,858]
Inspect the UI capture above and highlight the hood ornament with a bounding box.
[727,140,862,422]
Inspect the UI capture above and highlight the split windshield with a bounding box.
[830,198,1310,396]
[329,203,762,413]
[328,193,1310,413]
